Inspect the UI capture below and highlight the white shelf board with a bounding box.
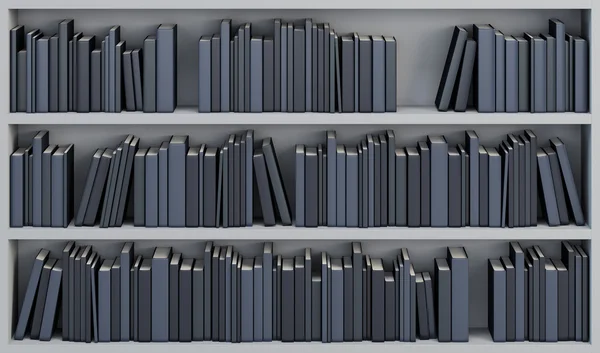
[8,223,590,240]
[8,330,592,352]
[7,0,593,10]
[7,108,592,126]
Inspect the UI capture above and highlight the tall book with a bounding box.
[436,27,467,111]
[157,24,177,112]
[473,24,495,112]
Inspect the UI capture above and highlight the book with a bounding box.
[295,145,305,227]
[327,131,337,226]
[131,49,143,111]
[211,34,220,112]
[448,147,461,227]
[98,259,113,342]
[27,29,41,113]
[36,36,50,113]
[537,149,560,226]
[341,36,354,112]
[254,149,276,226]
[575,245,589,342]
[358,35,372,112]
[42,145,57,227]
[423,272,436,339]
[505,36,519,112]
[306,147,319,227]
[114,41,125,112]
[110,258,120,341]
[435,258,451,342]
[221,20,231,112]
[179,258,194,342]
[198,36,211,112]
[330,258,344,342]
[30,258,56,339]
[418,141,430,226]
[143,36,156,112]
[10,26,24,112]
[488,259,506,342]
[550,19,566,112]
[473,24,495,112]
[415,272,428,340]
[452,39,476,112]
[384,36,397,112]
[157,24,177,112]
[448,247,469,342]
[122,50,135,111]
[321,253,329,342]
[466,131,479,226]
[573,37,588,113]
[263,38,274,112]
[280,258,294,342]
[374,138,381,226]
[120,243,133,340]
[541,34,556,112]
[495,30,505,112]
[134,149,147,226]
[406,147,420,227]
[203,242,212,340]
[18,50,27,112]
[192,260,204,341]
[553,259,569,341]
[10,148,26,227]
[428,136,448,227]
[152,247,172,342]
[545,261,558,342]
[436,27,467,111]
[169,253,181,341]
[262,138,292,225]
[32,130,48,227]
[395,148,407,226]
[138,259,152,342]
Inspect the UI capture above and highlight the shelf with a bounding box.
[8,0,593,10]
[8,223,591,241]
[7,108,592,126]
[8,330,591,352]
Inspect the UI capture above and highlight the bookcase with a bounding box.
[1,0,595,351]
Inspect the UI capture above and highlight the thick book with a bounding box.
[134,149,147,226]
[169,253,181,341]
[10,26,24,112]
[179,258,194,342]
[501,256,516,341]
[152,247,172,342]
[341,36,354,112]
[488,259,506,342]
[58,20,73,111]
[10,148,26,227]
[384,36,397,111]
[76,36,94,112]
[98,259,112,342]
[435,258,451,342]
[543,147,569,224]
[39,259,61,341]
[447,247,469,342]
[346,147,359,227]
[371,36,385,112]
[36,36,50,113]
[358,35,372,112]
[51,145,74,228]
[406,147,420,227]
[32,130,49,227]
[263,38,274,112]
[144,148,159,227]
[156,24,177,112]
[423,272,436,339]
[90,49,101,112]
[473,24,495,112]
[415,272,429,340]
[509,242,526,341]
[545,261,558,342]
[203,242,213,340]
[436,26,468,111]
[553,259,569,341]
[573,37,588,113]
[167,136,188,227]
[537,149,560,226]
[505,36,519,112]
[30,258,56,339]
[428,136,448,226]
[198,36,211,112]
[516,37,530,111]
[48,35,58,111]
[526,33,547,112]
[143,36,156,112]
[110,258,121,341]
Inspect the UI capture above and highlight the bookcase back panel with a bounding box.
[16,124,586,222]
[16,8,583,107]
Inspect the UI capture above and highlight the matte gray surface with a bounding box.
[294,257,305,341]
[358,36,372,112]
[452,39,476,112]
[395,149,407,226]
[144,148,159,227]
[466,131,479,226]
[550,19,566,112]
[254,150,275,226]
[168,136,188,227]
[428,136,448,227]
[435,259,451,342]
[143,36,156,112]
[346,148,358,227]
[505,36,518,112]
[198,37,211,113]
[371,36,385,112]
[133,148,146,226]
[169,253,181,341]
[18,50,27,112]
[537,149,560,226]
[306,147,318,227]
[379,134,388,226]
[545,262,558,342]
[211,35,221,112]
[293,28,305,112]
[418,142,430,227]
[36,36,50,113]
[41,145,56,227]
[554,259,568,341]
[406,148,420,227]
[138,259,152,342]
[327,131,336,226]
[131,49,143,111]
[495,30,505,112]
[110,258,120,341]
[516,37,530,112]
[90,49,101,112]
[510,242,525,341]
[152,247,172,342]
[448,247,468,342]
[97,259,112,342]
[573,37,588,112]
[488,148,501,227]
[263,39,274,112]
[220,20,231,112]
[193,259,204,341]
[58,20,73,112]
[489,259,506,342]
[542,34,556,112]
[473,24,495,112]
[544,147,569,224]
[179,258,193,342]
[448,148,461,227]
[336,146,346,226]
[122,50,135,111]
[156,25,177,112]
[281,258,294,342]
[295,145,305,227]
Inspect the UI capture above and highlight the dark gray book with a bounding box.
[90,48,101,112]
[36,36,50,113]
[108,27,120,111]
[69,35,77,110]
[246,131,254,226]
[10,26,24,112]
[509,242,525,341]
[198,144,206,226]
[488,147,502,227]
[435,259,451,342]
[295,145,305,226]
[553,259,568,341]
[281,258,294,342]
[262,138,291,225]
[41,145,57,227]
[448,147,461,227]
[39,259,61,341]
[534,246,547,342]
[68,246,80,340]
[395,148,407,226]
[573,245,582,341]
[99,146,119,228]
[279,22,285,112]
[499,144,509,227]
[550,137,583,225]
[379,134,388,226]
[365,255,372,340]
[198,36,211,112]
[61,242,74,340]
[30,258,55,339]
[369,258,384,342]
[79,247,92,342]
[10,148,26,227]
[423,272,436,339]
[110,258,121,341]
[263,38,274,112]
[233,137,241,226]
[185,148,199,227]
[179,258,193,342]
[406,147,420,227]
[292,28,305,112]
[541,34,556,112]
[545,261,558,342]
[251,256,263,341]
[58,20,73,111]
[488,259,506,342]
[418,141,430,226]
[447,247,469,341]
[276,255,283,340]
[104,138,127,227]
[103,38,107,111]
[516,36,530,111]
[394,260,401,340]
[32,130,48,227]
[458,144,468,226]
[353,33,359,112]
[305,147,318,227]
[327,131,337,226]
[143,36,156,112]
[211,34,220,112]
[131,49,143,110]
[263,244,273,341]
[501,256,515,341]
[543,147,569,224]
[384,36,397,111]
[575,245,589,342]
[316,25,324,111]
[193,259,205,341]
[371,36,385,112]
[341,36,354,112]
[342,257,353,341]
[321,253,329,342]
[131,256,142,341]
[537,149,560,226]
[114,41,125,112]
[336,145,346,226]
[122,50,135,111]
[428,136,448,227]
[152,247,172,342]
[17,49,27,112]
[466,131,480,227]
[218,249,226,340]
[346,147,358,227]
[312,275,322,341]
[358,35,372,112]
[75,35,94,112]
[323,24,329,112]
[254,149,276,226]
[525,130,538,225]
[550,19,566,112]
[526,257,533,340]
[203,148,219,227]
[330,30,337,112]
[519,135,531,226]
[144,148,159,227]
[286,23,293,112]
[222,247,231,341]
[98,259,113,342]
[410,264,417,341]
[26,29,41,113]
[241,136,247,225]
[293,256,305,341]
[527,248,540,341]
[115,136,138,227]
[220,20,231,112]
[473,24,495,112]
[156,24,177,112]
[383,272,394,341]
[133,149,147,226]
[349,243,362,341]
[573,37,588,113]
[211,245,220,339]
[415,272,429,340]
[311,24,318,111]
[245,24,251,112]
[374,138,381,226]
[526,33,547,112]
[566,35,573,111]
[168,136,188,227]
[330,258,343,342]
[222,143,229,227]
[138,259,152,342]
[249,36,264,112]
[505,36,518,112]
[367,136,374,227]
[436,27,467,111]
[48,35,59,112]
[452,39,476,112]
[231,254,239,342]
[386,131,396,225]
[52,145,73,228]
[495,30,505,111]
[84,253,97,343]
[168,253,181,341]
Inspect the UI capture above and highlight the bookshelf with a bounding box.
[1,0,595,350]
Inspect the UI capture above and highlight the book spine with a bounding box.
[59,21,73,112]
[157,25,177,112]
[305,19,312,112]
[294,28,305,112]
[505,37,519,112]
[574,38,588,113]
[435,27,466,111]
[274,19,281,112]
[453,39,476,112]
[91,50,101,112]
[372,36,385,112]
[50,151,63,227]
[473,25,495,112]
[251,37,263,112]
[263,39,274,112]
[36,37,49,113]
[42,146,56,226]
[143,36,156,112]
[48,36,58,112]
[10,150,25,227]
[346,149,359,227]
[358,36,372,112]
[220,20,231,112]
[429,137,448,227]
[114,41,124,112]
[198,37,211,112]
[122,50,135,111]
[495,31,505,112]
[18,50,27,112]
[211,35,221,112]
[545,36,557,112]
[385,37,397,112]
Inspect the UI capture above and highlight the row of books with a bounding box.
[313,130,583,228]
[15,242,469,343]
[10,131,74,228]
[436,19,589,113]
[199,20,397,113]
[9,20,177,113]
[488,241,589,342]
[10,129,584,228]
